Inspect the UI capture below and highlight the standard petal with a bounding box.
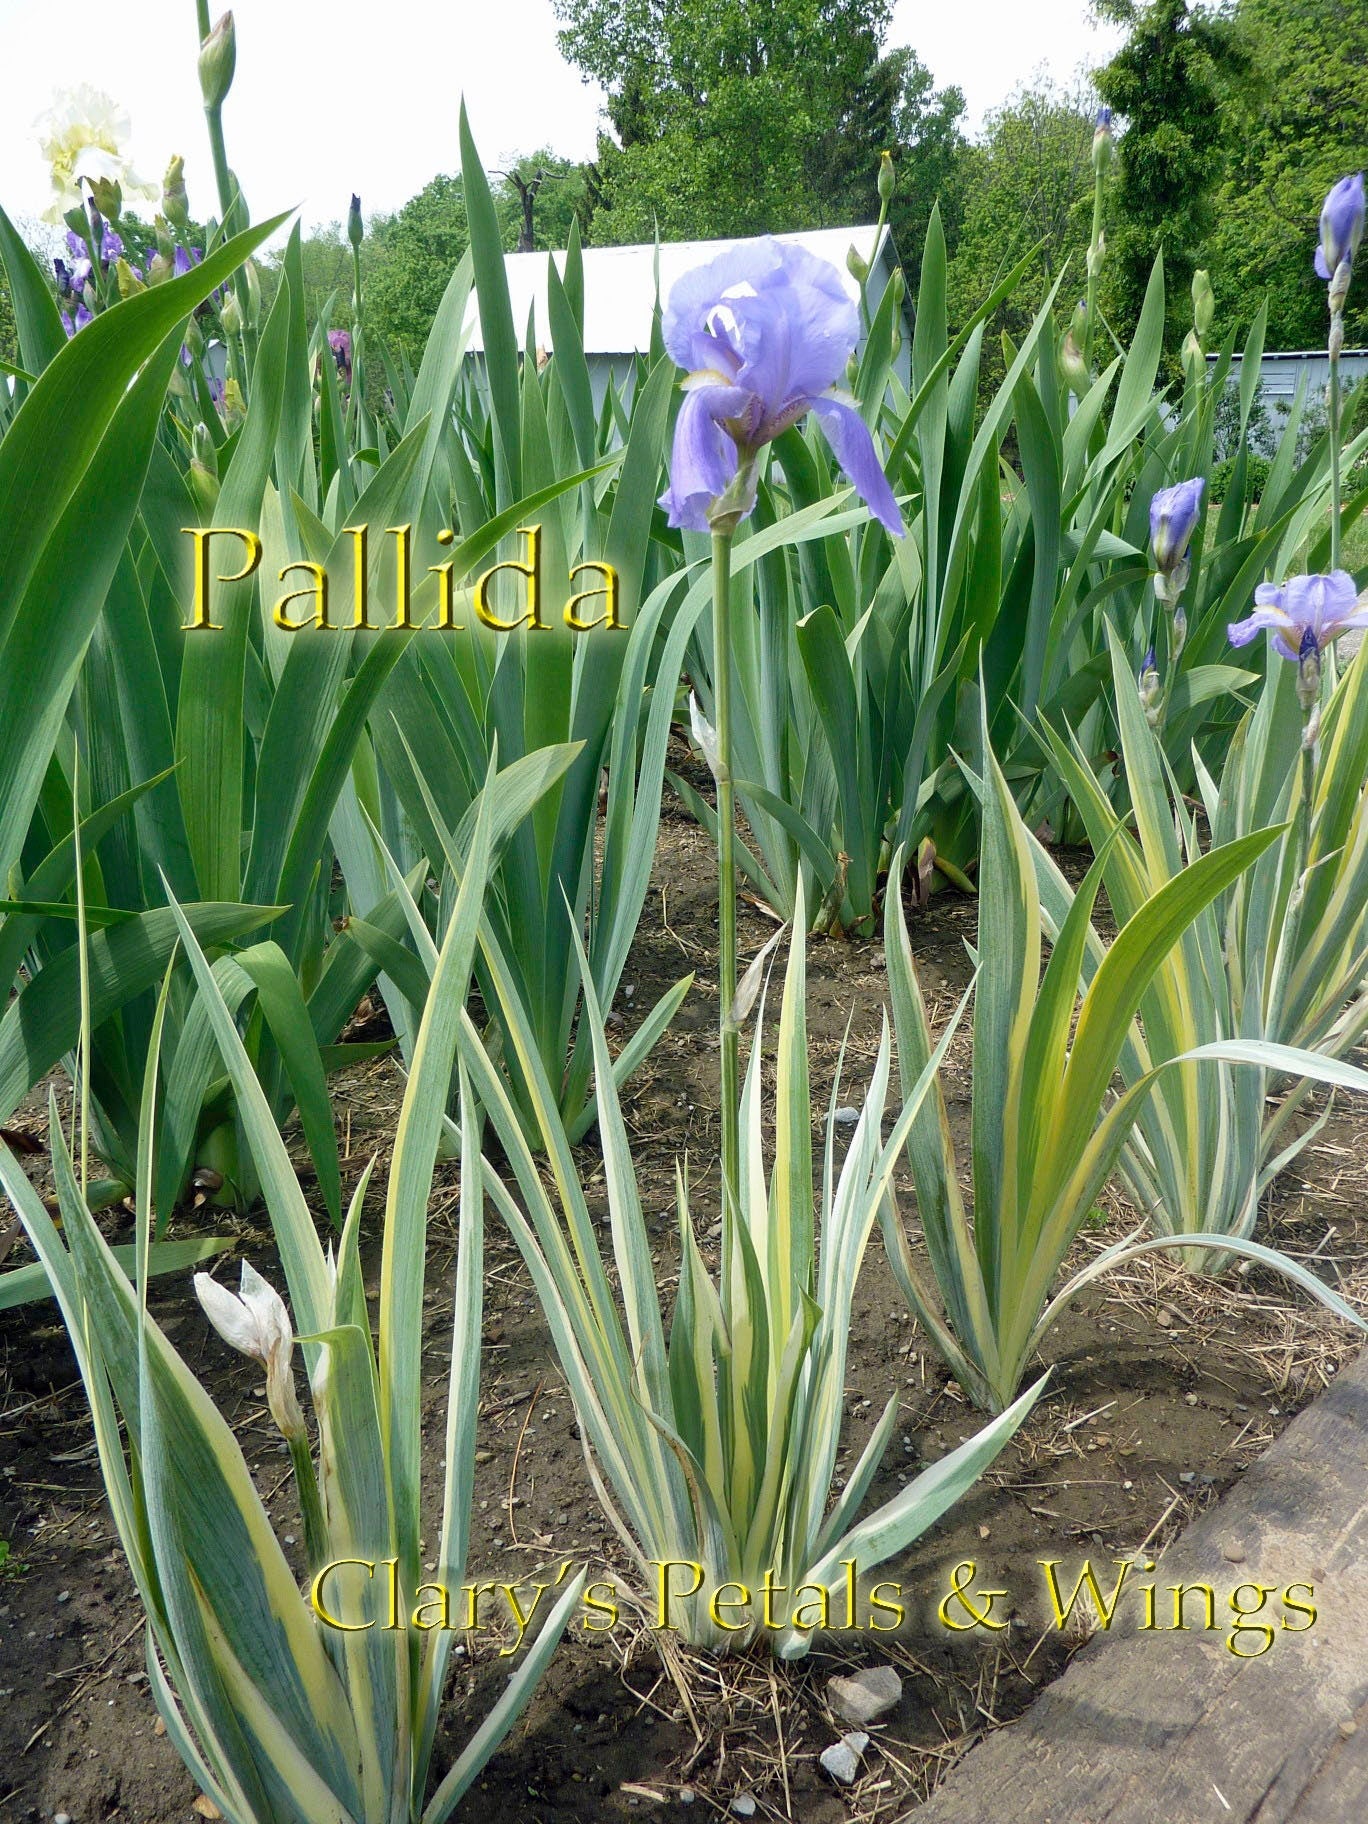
[811,393,904,537]
[657,382,750,530]
[662,244,784,373]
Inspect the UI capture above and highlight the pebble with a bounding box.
[1222,1543,1246,1564]
[828,1666,902,1725]
[1178,1471,1195,1484]
[54,1814,71,1824]
[833,1107,860,1126]
[729,1795,756,1817]
[1340,1719,1357,1739]
[820,1731,869,1785]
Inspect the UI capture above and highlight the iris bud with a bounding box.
[878,150,895,205]
[1092,105,1114,174]
[163,155,189,227]
[846,244,869,284]
[244,258,262,328]
[198,11,237,111]
[347,192,363,249]
[115,256,146,299]
[220,290,243,337]
[1191,269,1214,339]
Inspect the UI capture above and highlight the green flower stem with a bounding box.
[286,1429,329,1575]
[711,528,740,1226]
[351,241,365,429]
[1328,346,1343,574]
[194,0,252,357]
[1084,168,1105,369]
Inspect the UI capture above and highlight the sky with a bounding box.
[2,0,1122,241]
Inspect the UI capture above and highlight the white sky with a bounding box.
[2,0,1121,240]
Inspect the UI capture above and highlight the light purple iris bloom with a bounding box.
[1315,173,1365,280]
[657,237,904,537]
[1228,571,1368,661]
[1149,477,1205,573]
[100,225,123,264]
[64,228,85,260]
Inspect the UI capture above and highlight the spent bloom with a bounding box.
[1228,570,1368,663]
[327,328,353,387]
[34,85,156,224]
[194,1261,306,1441]
[657,237,904,538]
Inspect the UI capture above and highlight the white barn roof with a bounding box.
[465,224,896,358]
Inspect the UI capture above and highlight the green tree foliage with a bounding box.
[556,0,967,252]
[947,82,1096,374]
[0,273,16,369]
[1094,0,1249,347]
[1207,0,1368,351]
[323,155,587,365]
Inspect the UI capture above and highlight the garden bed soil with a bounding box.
[3,786,1366,1823]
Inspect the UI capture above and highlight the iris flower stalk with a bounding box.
[1317,175,1364,574]
[658,237,903,1227]
[1147,476,1204,725]
[193,5,253,358]
[1084,106,1113,369]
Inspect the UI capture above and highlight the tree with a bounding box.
[947,80,1097,370]
[361,155,589,364]
[1094,0,1250,347]
[554,0,966,251]
[1206,0,1368,351]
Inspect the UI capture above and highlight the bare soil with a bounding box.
[3,783,1366,1823]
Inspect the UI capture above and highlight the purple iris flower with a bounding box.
[72,304,93,333]
[61,313,76,339]
[327,328,353,386]
[1228,570,1368,661]
[65,229,86,260]
[100,225,123,264]
[1315,173,1365,280]
[657,237,904,537]
[70,257,93,294]
[1095,105,1112,130]
[173,246,197,278]
[1149,477,1205,573]
[53,257,73,299]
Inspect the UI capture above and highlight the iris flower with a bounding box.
[1149,477,1204,575]
[657,238,904,538]
[1315,173,1365,281]
[1228,571,1368,661]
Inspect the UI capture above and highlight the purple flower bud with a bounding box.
[173,246,195,279]
[1142,644,1157,674]
[1315,173,1365,281]
[1092,105,1114,173]
[73,304,93,332]
[53,257,73,299]
[347,194,363,250]
[1149,477,1205,574]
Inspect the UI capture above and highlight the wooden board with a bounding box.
[910,1350,1368,1823]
